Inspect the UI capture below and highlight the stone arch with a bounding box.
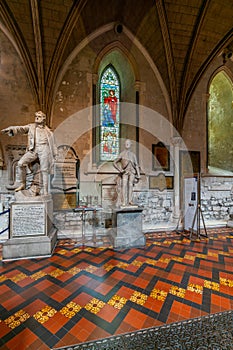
[207,69,233,174]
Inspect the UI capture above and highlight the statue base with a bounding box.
[2,194,57,261]
[109,207,145,249]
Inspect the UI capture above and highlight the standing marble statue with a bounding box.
[113,139,140,206]
[1,111,57,195]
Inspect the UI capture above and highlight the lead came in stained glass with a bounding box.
[100,66,120,161]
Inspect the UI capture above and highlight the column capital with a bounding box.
[171,136,183,147]
[134,81,146,93]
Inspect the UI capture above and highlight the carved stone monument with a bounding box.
[3,194,57,260]
[1,111,57,260]
[50,145,79,210]
[110,206,145,249]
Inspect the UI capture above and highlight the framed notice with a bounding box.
[152,142,170,171]
[149,173,174,191]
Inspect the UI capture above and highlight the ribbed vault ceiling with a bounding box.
[0,0,232,131]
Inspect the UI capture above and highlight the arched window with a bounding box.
[208,71,233,173]
[99,65,120,161]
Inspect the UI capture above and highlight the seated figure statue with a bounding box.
[1,111,57,196]
[113,139,140,206]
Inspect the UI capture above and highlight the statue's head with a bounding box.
[125,139,131,149]
[35,111,46,124]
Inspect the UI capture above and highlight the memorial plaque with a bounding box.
[53,193,77,210]
[51,145,79,192]
[11,203,45,237]
[102,185,117,208]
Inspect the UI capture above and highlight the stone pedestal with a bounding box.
[227,214,233,228]
[109,207,145,249]
[2,194,57,261]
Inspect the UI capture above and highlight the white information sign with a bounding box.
[184,177,198,231]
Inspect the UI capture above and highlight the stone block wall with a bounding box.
[201,177,233,222]
[1,176,233,239]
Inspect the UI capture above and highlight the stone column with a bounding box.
[171,136,182,222]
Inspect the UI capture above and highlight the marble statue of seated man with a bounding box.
[1,111,57,196]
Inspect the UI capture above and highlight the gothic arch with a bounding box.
[207,69,233,174]
[93,41,140,82]
[51,22,171,122]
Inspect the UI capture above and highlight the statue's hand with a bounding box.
[1,128,14,136]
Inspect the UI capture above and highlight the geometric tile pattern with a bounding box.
[1,228,233,349]
[55,310,233,349]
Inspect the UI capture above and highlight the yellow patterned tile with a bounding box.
[220,252,230,256]
[169,286,186,298]
[33,305,57,324]
[60,301,82,318]
[150,288,168,301]
[108,295,127,309]
[71,248,82,253]
[0,275,7,282]
[85,265,98,273]
[204,280,220,291]
[208,252,218,257]
[10,273,27,283]
[158,258,170,264]
[196,254,206,259]
[163,240,171,245]
[130,291,148,305]
[117,262,129,269]
[49,269,64,278]
[152,242,162,246]
[84,247,94,252]
[104,264,114,271]
[30,271,47,280]
[187,283,203,294]
[99,247,107,250]
[172,257,183,262]
[220,278,233,287]
[184,255,195,261]
[4,310,30,329]
[146,258,157,266]
[68,267,82,275]
[85,298,105,314]
[57,249,68,255]
[132,260,143,267]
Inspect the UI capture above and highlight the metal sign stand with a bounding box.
[190,174,208,240]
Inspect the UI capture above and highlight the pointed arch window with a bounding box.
[208,71,233,173]
[100,65,120,161]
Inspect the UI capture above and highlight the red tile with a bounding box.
[124,309,147,329]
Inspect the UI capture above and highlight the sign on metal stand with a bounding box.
[184,174,207,239]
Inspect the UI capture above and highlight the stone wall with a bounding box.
[201,176,233,222]
[1,175,233,238]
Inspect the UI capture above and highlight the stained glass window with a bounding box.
[208,71,233,173]
[100,65,120,161]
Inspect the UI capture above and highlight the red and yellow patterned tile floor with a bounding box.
[1,227,233,349]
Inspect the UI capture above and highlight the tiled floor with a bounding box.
[1,227,233,349]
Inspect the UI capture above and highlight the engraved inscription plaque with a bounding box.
[11,203,45,237]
